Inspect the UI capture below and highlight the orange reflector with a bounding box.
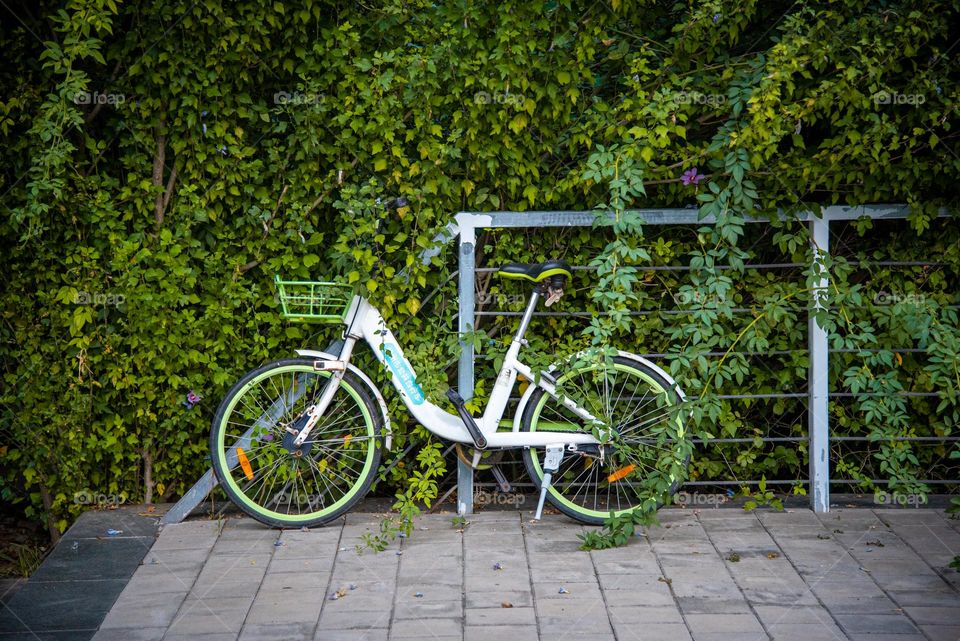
[607,464,636,483]
[237,447,254,480]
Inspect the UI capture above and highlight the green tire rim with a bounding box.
[215,365,375,523]
[529,361,684,521]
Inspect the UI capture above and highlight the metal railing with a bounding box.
[162,204,952,524]
[453,205,953,515]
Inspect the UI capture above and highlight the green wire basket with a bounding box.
[275,275,354,324]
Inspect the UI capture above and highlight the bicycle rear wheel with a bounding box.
[521,355,689,524]
[210,359,383,528]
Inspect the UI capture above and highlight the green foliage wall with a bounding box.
[1,0,958,535]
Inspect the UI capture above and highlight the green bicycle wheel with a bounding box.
[521,355,689,524]
[210,359,383,528]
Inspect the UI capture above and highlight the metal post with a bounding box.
[456,217,476,516]
[808,213,831,513]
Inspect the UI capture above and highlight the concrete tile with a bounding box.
[834,613,921,635]
[90,628,166,641]
[98,589,188,628]
[464,626,537,641]
[464,606,535,626]
[239,622,314,640]
[314,630,388,641]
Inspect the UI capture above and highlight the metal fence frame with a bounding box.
[163,203,951,524]
[453,204,951,516]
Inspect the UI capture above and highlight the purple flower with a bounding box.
[681,167,705,186]
[183,390,202,409]
[712,13,721,23]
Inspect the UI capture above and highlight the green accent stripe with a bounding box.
[496,267,572,282]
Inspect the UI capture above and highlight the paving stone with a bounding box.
[735,573,819,605]
[675,597,752,615]
[609,621,692,641]
[163,633,237,641]
[259,570,330,592]
[869,572,952,591]
[919,625,960,641]
[901,606,960,625]
[30,538,150,582]
[123,558,206,585]
[314,630,388,641]
[238,622,314,640]
[0,579,127,632]
[464,573,530,592]
[191,566,266,598]
[98,589,188,628]
[464,626,538,641]
[153,522,221,550]
[464,606,535,626]
[0,634,96,641]
[392,598,463,620]
[833,613,921,635]
[844,635,925,641]
[318,607,393,629]
[122,570,197,594]
[533,580,603,601]
[90,627,166,641]
[683,612,765,641]
[245,595,324,625]
[464,589,532,609]
[888,589,960,607]
[606,605,684,624]
[762,623,849,641]
[270,557,336,573]
[166,610,247,636]
[388,618,463,637]
[752,605,839,626]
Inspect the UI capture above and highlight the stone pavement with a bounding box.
[73,508,960,641]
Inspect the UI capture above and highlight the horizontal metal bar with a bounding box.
[831,436,960,442]
[458,205,949,230]
[475,261,946,274]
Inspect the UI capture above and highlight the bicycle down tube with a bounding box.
[298,293,600,450]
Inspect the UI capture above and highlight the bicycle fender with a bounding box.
[511,350,685,433]
[295,349,393,450]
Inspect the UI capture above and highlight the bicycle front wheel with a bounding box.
[521,354,689,524]
[210,359,383,528]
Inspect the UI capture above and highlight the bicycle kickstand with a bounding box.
[533,444,566,520]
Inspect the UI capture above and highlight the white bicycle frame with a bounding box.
[292,289,607,450]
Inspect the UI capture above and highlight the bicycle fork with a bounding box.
[291,338,356,448]
[533,444,566,520]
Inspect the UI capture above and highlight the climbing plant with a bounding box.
[1,0,958,542]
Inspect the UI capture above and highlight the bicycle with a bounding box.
[210,259,689,528]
